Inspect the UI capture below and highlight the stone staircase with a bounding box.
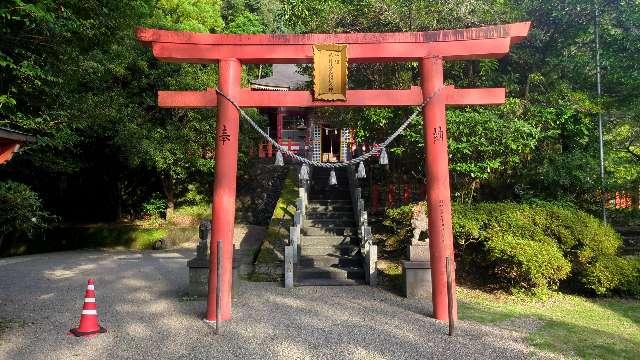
[615,225,640,256]
[296,167,365,286]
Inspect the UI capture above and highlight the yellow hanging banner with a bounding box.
[313,44,348,101]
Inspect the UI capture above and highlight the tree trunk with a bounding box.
[161,175,175,219]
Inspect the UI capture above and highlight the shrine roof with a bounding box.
[250,64,309,91]
[0,127,35,143]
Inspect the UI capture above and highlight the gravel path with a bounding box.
[0,250,555,359]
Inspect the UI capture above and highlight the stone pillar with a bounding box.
[188,220,211,297]
[284,245,294,288]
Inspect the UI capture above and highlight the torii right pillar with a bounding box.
[421,56,457,321]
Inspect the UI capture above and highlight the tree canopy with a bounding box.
[1,0,638,222]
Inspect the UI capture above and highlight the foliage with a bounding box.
[582,255,637,297]
[484,232,570,292]
[380,204,414,257]
[0,0,639,230]
[618,256,640,298]
[177,184,209,207]
[141,193,167,218]
[382,201,635,295]
[0,181,52,249]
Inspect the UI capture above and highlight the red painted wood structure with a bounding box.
[0,127,35,165]
[137,21,531,322]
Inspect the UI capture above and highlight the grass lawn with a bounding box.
[378,261,640,360]
[459,287,639,359]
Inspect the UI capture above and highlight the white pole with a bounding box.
[596,4,607,224]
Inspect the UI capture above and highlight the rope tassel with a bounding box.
[329,169,337,185]
[274,150,284,166]
[379,148,389,165]
[356,162,366,179]
[299,163,310,181]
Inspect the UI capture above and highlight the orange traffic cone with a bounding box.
[69,279,106,337]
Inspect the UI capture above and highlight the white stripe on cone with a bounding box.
[87,285,95,290]
[82,310,98,315]
[84,298,96,303]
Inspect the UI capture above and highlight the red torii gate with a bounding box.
[136,21,530,323]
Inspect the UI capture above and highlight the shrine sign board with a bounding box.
[313,44,348,101]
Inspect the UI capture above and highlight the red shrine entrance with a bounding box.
[136,22,531,323]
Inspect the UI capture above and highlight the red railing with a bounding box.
[610,191,640,209]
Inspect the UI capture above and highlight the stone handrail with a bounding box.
[284,164,312,288]
[346,165,377,286]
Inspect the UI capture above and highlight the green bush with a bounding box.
[452,202,573,292]
[485,232,571,290]
[529,202,623,288]
[142,193,167,217]
[581,255,635,295]
[381,205,415,257]
[619,256,640,298]
[0,181,52,250]
[382,200,633,296]
[177,184,208,206]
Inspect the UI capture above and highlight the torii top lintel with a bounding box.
[137,22,531,108]
[136,22,530,64]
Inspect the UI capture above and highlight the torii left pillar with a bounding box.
[207,58,241,322]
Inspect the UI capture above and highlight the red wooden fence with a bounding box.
[370,183,427,213]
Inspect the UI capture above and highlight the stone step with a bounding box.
[616,226,640,236]
[305,211,354,220]
[304,219,356,227]
[313,168,347,174]
[301,235,358,246]
[310,185,350,192]
[309,199,351,204]
[301,226,355,236]
[307,200,353,210]
[309,192,351,200]
[295,266,365,281]
[621,247,640,256]
[298,255,363,267]
[300,243,359,256]
[307,205,353,212]
[311,173,348,179]
[295,278,364,286]
[311,181,348,187]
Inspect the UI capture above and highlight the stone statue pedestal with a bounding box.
[188,251,240,298]
[187,220,240,298]
[403,243,432,299]
[187,253,210,297]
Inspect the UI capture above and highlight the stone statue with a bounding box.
[403,203,431,299]
[196,220,211,259]
[188,220,211,268]
[408,204,429,262]
[188,220,212,297]
[410,204,428,244]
